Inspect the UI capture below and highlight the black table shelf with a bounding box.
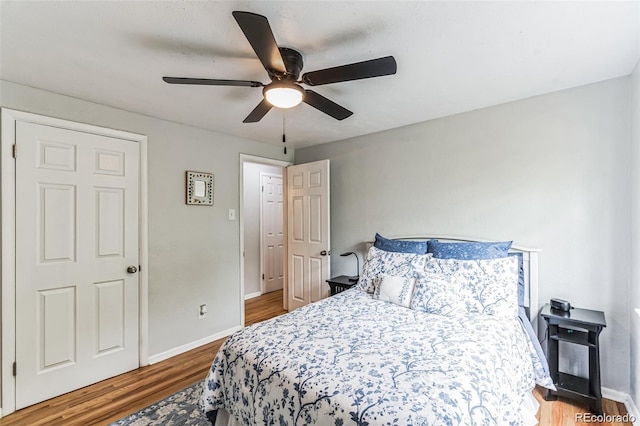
[548,325,596,347]
[554,373,597,400]
[326,275,357,296]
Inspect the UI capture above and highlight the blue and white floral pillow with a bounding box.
[426,256,519,317]
[357,246,430,294]
[373,275,416,307]
[410,271,463,316]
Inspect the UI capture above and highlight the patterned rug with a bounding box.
[110,380,211,426]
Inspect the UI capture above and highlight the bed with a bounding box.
[200,236,554,425]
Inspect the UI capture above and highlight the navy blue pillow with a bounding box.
[373,233,427,254]
[427,239,512,260]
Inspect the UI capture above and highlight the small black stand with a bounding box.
[541,303,606,414]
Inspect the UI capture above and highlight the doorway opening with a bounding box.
[239,155,291,325]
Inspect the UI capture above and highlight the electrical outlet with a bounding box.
[199,304,207,319]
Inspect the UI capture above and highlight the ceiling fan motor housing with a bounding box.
[271,47,303,82]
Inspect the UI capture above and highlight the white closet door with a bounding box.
[262,173,284,293]
[15,122,140,409]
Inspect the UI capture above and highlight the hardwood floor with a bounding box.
[245,289,288,326]
[0,289,632,426]
[533,387,632,426]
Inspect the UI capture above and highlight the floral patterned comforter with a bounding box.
[200,289,549,425]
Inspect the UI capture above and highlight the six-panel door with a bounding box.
[15,122,140,409]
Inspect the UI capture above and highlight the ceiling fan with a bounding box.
[163,11,397,123]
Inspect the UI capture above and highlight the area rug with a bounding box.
[110,380,210,426]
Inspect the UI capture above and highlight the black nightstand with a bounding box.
[326,275,358,296]
[541,303,606,414]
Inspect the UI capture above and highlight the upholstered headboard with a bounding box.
[364,235,540,333]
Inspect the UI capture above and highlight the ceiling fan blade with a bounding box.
[303,90,353,120]
[243,99,272,123]
[163,77,263,87]
[301,56,397,86]
[232,11,286,74]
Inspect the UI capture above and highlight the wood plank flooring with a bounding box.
[533,387,632,426]
[245,289,288,326]
[0,289,632,426]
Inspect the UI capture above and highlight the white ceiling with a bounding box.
[1,1,638,149]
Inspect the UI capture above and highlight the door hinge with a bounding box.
[12,144,17,159]
[139,265,142,272]
[261,185,264,192]
[262,273,265,280]
[13,362,16,377]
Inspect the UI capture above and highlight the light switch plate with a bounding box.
[228,209,235,220]
[198,304,207,319]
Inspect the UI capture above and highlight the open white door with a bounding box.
[14,122,140,409]
[287,160,330,310]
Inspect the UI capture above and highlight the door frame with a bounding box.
[239,154,291,324]
[0,109,149,416]
[259,171,284,295]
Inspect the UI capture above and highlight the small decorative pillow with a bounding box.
[428,240,512,260]
[374,233,427,254]
[357,246,430,294]
[427,256,519,317]
[373,275,416,308]
[410,271,463,316]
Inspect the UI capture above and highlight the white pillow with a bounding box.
[357,246,430,294]
[410,271,463,316]
[373,275,416,308]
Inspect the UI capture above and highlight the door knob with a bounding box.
[127,265,138,274]
[320,250,331,256]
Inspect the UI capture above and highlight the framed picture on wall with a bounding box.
[186,171,214,205]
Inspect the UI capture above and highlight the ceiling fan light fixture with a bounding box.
[263,83,304,108]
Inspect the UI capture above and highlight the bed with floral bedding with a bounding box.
[200,238,554,426]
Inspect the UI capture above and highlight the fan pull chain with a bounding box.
[282,112,287,155]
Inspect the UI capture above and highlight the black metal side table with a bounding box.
[541,303,606,414]
[326,275,357,296]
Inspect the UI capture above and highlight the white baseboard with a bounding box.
[147,325,242,365]
[602,387,639,425]
[626,395,640,426]
[244,291,262,300]
[603,387,630,403]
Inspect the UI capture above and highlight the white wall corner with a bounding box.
[628,397,640,426]
[244,291,262,300]
[602,388,639,425]
[147,325,242,365]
